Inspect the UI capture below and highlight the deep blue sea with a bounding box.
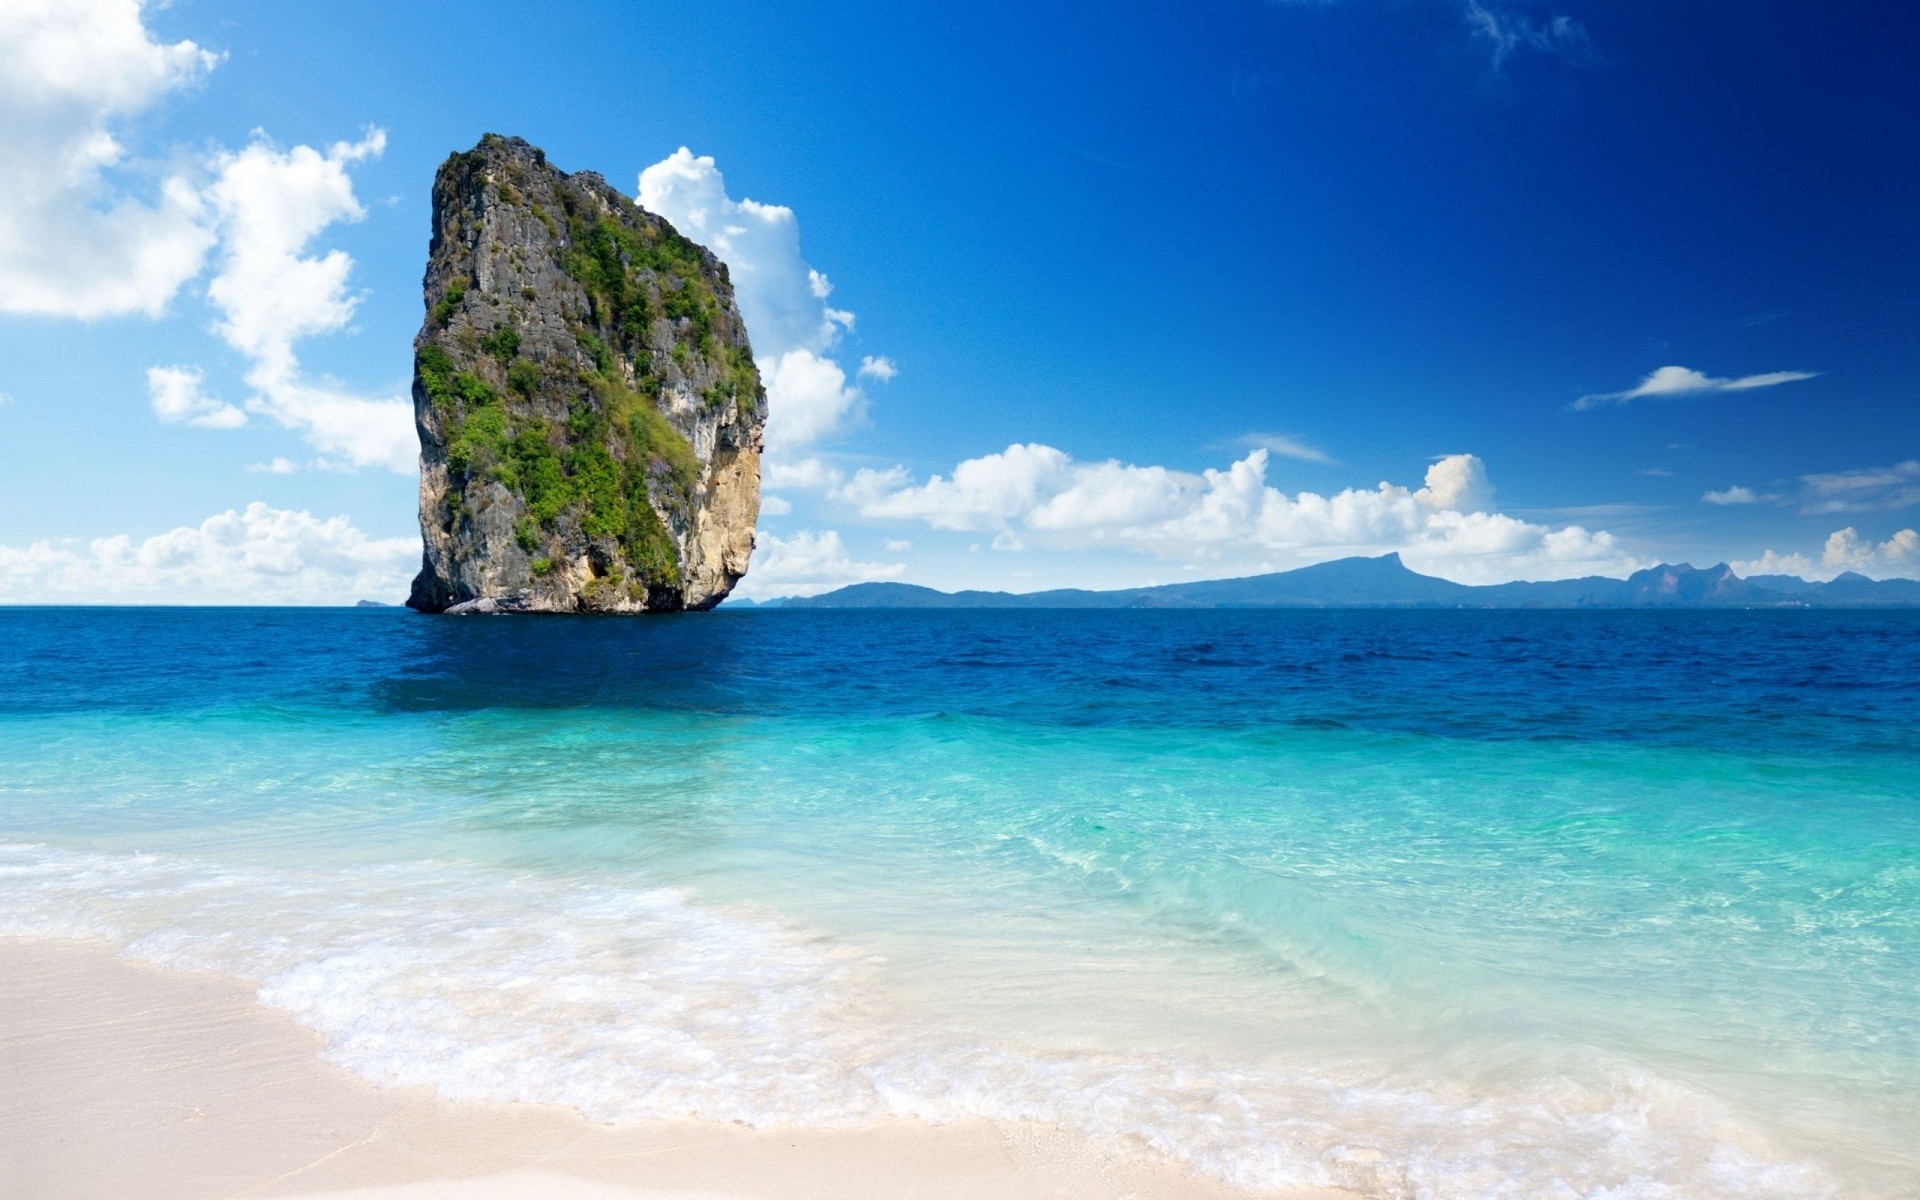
[3,608,1916,1197]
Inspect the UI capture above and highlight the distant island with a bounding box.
[734,553,1920,610]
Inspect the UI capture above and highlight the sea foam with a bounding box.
[0,840,1842,1199]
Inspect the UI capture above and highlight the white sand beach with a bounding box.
[0,939,1341,1200]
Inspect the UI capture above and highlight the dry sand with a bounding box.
[0,939,1342,1200]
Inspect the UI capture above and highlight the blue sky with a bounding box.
[1,0,1915,601]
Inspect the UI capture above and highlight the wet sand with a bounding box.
[0,938,1339,1200]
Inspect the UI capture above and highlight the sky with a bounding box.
[0,0,1915,602]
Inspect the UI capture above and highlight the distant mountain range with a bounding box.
[733,554,1920,610]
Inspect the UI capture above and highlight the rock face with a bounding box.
[406,135,763,613]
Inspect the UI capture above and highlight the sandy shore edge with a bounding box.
[0,938,1341,1200]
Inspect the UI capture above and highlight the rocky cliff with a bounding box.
[406,135,763,613]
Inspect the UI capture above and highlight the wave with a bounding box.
[0,840,1850,1198]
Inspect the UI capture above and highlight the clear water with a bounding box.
[2,608,1916,1197]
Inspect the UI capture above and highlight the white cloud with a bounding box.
[854,443,1075,532]
[1574,365,1817,411]
[1824,526,1920,576]
[1463,1,1598,72]
[1729,549,1819,579]
[1702,485,1766,506]
[885,539,912,552]
[759,494,792,516]
[247,457,298,475]
[858,355,898,382]
[190,130,414,473]
[638,148,878,454]
[639,149,851,357]
[763,457,846,491]
[735,529,903,598]
[1414,453,1494,513]
[205,132,382,371]
[1798,460,1920,514]
[147,364,244,428]
[0,0,221,318]
[1242,432,1335,465]
[847,447,1642,584]
[0,4,411,470]
[0,391,13,407]
[0,502,417,604]
[759,348,864,454]
[1734,526,1920,582]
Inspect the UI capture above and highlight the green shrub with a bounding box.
[446,404,507,476]
[507,359,540,395]
[431,278,467,326]
[418,345,458,410]
[578,331,614,375]
[481,324,521,360]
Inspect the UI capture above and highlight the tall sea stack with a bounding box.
[407,135,763,613]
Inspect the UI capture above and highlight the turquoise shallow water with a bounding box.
[2,608,1917,1196]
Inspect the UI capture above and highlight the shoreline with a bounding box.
[0,938,1337,1200]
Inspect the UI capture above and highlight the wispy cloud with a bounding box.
[1799,460,1920,514]
[1462,1,1598,72]
[1573,364,1818,411]
[1521,503,1666,521]
[1261,1,1600,75]
[1240,432,1337,465]
[1702,486,1772,506]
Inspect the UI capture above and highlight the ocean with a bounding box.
[2,607,1915,1197]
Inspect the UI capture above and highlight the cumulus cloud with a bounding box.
[1729,549,1819,579]
[147,364,244,428]
[1733,527,1920,582]
[0,0,221,318]
[639,148,851,357]
[1798,460,1920,514]
[247,457,298,475]
[845,447,1641,584]
[638,148,879,455]
[759,494,793,516]
[0,3,411,469]
[1574,365,1818,411]
[763,457,847,491]
[1824,527,1920,575]
[0,502,417,604]
[734,529,903,598]
[193,130,414,473]
[759,348,864,453]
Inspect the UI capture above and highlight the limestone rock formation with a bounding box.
[406,135,763,613]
